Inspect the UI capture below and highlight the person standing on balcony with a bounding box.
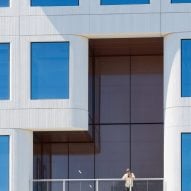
[122,169,135,191]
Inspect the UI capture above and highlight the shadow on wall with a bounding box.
[30,0,91,36]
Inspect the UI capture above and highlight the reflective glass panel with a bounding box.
[0,43,9,100]
[95,57,130,124]
[131,56,163,123]
[182,133,191,191]
[95,125,130,178]
[69,143,94,179]
[0,0,9,7]
[31,42,69,99]
[101,0,150,5]
[31,0,79,6]
[131,124,163,178]
[0,136,9,191]
[172,0,191,3]
[181,40,191,97]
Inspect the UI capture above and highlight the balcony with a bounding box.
[33,178,164,191]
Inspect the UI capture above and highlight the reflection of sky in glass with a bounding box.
[172,0,191,3]
[0,0,9,7]
[101,0,149,5]
[0,136,9,191]
[0,43,9,100]
[181,40,191,97]
[31,0,78,6]
[31,42,69,99]
[182,134,191,191]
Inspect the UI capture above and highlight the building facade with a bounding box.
[1,0,191,191]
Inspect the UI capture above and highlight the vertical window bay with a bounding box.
[0,136,9,191]
[0,43,10,100]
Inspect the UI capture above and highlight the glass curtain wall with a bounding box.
[34,38,164,190]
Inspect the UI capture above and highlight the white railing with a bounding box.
[32,178,164,191]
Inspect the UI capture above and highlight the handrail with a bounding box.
[32,178,164,191]
[33,178,164,182]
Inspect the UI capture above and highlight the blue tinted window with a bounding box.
[0,0,9,7]
[31,42,69,99]
[0,43,10,100]
[172,0,191,3]
[0,136,9,191]
[101,0,150,5]
[31,0,79,6]
[182,133,191,191]
[181,40,191,97]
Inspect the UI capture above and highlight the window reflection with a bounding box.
[131,56,163,123]
[95,125,130,178]
[95,57,130,124]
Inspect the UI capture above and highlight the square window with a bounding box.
[0,0,9,7]
[0,43,10,100]
[182,133,191,191]
[0,136,9,191]
[31,0,79,6]
[181,39,191,97]
[100,0,150,5]
[31,42,69,99]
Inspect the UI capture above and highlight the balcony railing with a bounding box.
[32,178,164,191]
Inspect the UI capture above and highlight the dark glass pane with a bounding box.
[31,42,69,99]
[0,136,9,191]
[69,181,95,191]
[101,0,150,5]
[31,0,79,6]
[95,57,130,124]
[89,55,94,124]
[51,144,68,179]
[33,143,42,179]
[131,124,163,178]
[181,40,191,97]
[182,133,191,191]
[0,43,10,100]
[95,125,130,178]
[69,143,94,179]
[34,143,68,179]
[98,180,125,191]
[131,56,163,123]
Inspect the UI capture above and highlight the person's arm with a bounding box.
[122,174,126,180]
[131,173,135,179]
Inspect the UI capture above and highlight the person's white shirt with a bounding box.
[122,171,135,188]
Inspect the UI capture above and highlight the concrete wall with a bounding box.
[1,1,191,191]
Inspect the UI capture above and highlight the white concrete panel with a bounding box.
[0,108,88,130]
[0,0,19,16]
[164,127,182,191]
[19,0,90,16]
[20,15,90,35]
[165,107,191,129]
[90,0,160,14]
[0,35,88,130]
[161,0,191,13]
[0,129,33,191]
[162,13,191,33]
[0,17,19,36]
[89,13,161,36]
[0,36,19,109]
[164,32,191,108]
[164,32,191,191]
[20,35,88,109]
